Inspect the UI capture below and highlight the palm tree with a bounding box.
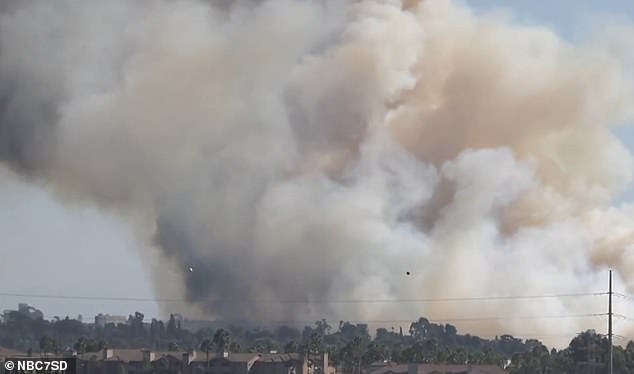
[315,319,331,336]
[200,339,212,367]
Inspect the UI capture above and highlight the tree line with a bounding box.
[2,308,634,372]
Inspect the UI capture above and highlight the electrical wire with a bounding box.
[0,291,608,304]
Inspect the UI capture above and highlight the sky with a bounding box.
[1,0,634,328]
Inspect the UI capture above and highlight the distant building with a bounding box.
[94,313,128,328]
[2,304,43,323]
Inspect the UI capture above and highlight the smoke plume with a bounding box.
[2,0,634,346]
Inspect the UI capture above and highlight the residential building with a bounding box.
[78,348,185,374]
[0,346,27,359]
[366,363,504,374]
[75,349,335,374]
[94,313,128,328]
[0,347,28,369]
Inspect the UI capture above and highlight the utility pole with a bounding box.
[608,269,613,374]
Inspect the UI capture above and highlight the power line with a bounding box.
[428,314,607,323]
[612,292,634,302]
[613,313,634,322]
[0,292,183,303]
[0,291,608,304]
[0,291,612,335]
[346,314,607,324]
[83,314,602,326]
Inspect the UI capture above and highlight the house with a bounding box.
[77,348,185,374]
[189,352,262,374]
[75,349,335,374]
[251,353,306,374]
[0,347,28,370]
[0,346,27,359]
[188,351,334,374]
[367,363,504,374]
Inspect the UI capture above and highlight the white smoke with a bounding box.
[1,0,634,347]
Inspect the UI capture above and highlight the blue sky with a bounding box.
[1,0,634,322]
[466,0,634,203]
[467,0,634,41]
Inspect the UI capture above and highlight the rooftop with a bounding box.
[368,363,504,374]
[0,347,27,359]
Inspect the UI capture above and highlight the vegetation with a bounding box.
[1,308,632,372]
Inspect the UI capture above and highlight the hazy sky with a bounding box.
[1,0,633,325]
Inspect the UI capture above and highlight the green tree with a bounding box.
[447,348,467,364]
[363,342,388,366]
[339,337,365,374]
[315,319,331,337]
[168,341,179,351]
[166,314,180,339]
[213,328,230,352]
[74,337,88,354]
[285,341,300,353]
[409,318,431,342]
[390,344,406,363]
[84,338,107,353]
[276,326,301,343]
[39,335,60,356]
[229,341,241,353]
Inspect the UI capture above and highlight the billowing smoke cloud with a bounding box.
[2,0,634,346]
